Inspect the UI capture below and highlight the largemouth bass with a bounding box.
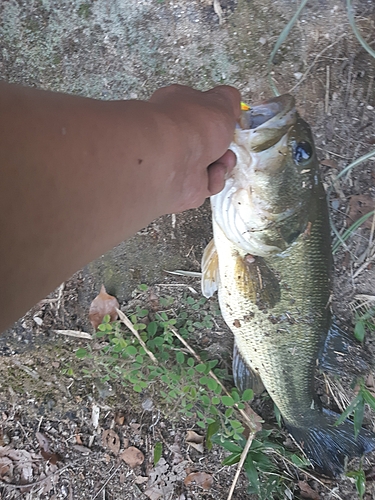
[201,94,375,477]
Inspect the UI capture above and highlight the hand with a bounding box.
[149,84,241,213]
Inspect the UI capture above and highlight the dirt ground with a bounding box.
[1,0,375,498]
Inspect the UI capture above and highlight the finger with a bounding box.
[207,150,237,195]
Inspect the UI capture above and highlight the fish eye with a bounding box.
[293,141,313,164]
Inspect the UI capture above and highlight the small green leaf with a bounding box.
[244,455,259,494]
[225,408,234,418]
[76,348,88,359]
[176,351,185,363]
[187,357,195,367]
[197,421,206,428]
[138,284,148,291]
[211,396,220,405]
[126,345,137,356]
[195,363,207,373]
[207,379,218,391]
[353,400,365,439]
[242,389,254,402]
[222,452,241,466]
[291,454,310,467]
[354,321,366,342]
[147,321,158,336]
[133,384,142,393]
[335,394,362,426]
[154,442,162,465]
[98,324,107,332]
[206,420,220,451]
[222,396,235,407]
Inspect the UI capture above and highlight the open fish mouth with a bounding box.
[239,94,296,130]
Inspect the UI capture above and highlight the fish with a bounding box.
[201,94,375,477]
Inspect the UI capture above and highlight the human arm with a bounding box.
[0,82,240,330]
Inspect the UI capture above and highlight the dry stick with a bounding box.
[226,432,253,500]
[92,464,122,500]
[53,329,92,340]
[116,308,158,364]
[352,251,375,279]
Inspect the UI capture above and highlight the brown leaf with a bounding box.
[347,195,375,230]
[298,480,320,499]
[35,432,50,452]
[134,475,149,484]
[101,429,121,455]
[243,402,263,433]
[0,456,13,479]
[185,431,204,453]
[40,449,62,465]
[184,471,213,490]
[185,431,204,444]
[89,285,119,330]
[120,446,144,468]
[320,158,338,169]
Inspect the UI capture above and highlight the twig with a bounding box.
[213,0,223,24]
[352,251,375,279]
[92,464,122,500]
[226,431,254,500]
[169,326,259,433]
[116,308,158,364]
[325,65,330,115]
[53,330,92,340]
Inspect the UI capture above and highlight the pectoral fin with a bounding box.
[235,254,280,309]
[201,239,219,298]
[233,342,265,395]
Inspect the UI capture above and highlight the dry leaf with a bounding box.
[243,402,263,433]
[115,413,125,426]
[35,432,50,452]
[347,195,375,230]
[89,285,119,330]
[185,431,204,453]
[0,456,13,479]
[120,446,144,468]
[144,458,187,500]
[134,475,149,484]
[184,471,213,490]
[130,422,141,434]
[320,158,338,169]
[102,429,120,455]
[298,480,320,499]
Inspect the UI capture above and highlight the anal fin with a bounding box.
[201,239,219,298]
[233,342,265,395]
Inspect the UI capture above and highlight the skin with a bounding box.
[0,82,240,331]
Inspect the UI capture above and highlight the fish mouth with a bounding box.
[237,94,297,152]
[239,94,296,129]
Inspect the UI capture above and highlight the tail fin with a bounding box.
[286,410,375,477]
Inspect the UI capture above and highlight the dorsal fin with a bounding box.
[201,239,219,298]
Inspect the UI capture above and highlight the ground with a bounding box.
[1,0,375,498]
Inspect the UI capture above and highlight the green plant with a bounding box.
[335,381,375,438]
[73,291,308,498]
[354,307,375,343]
